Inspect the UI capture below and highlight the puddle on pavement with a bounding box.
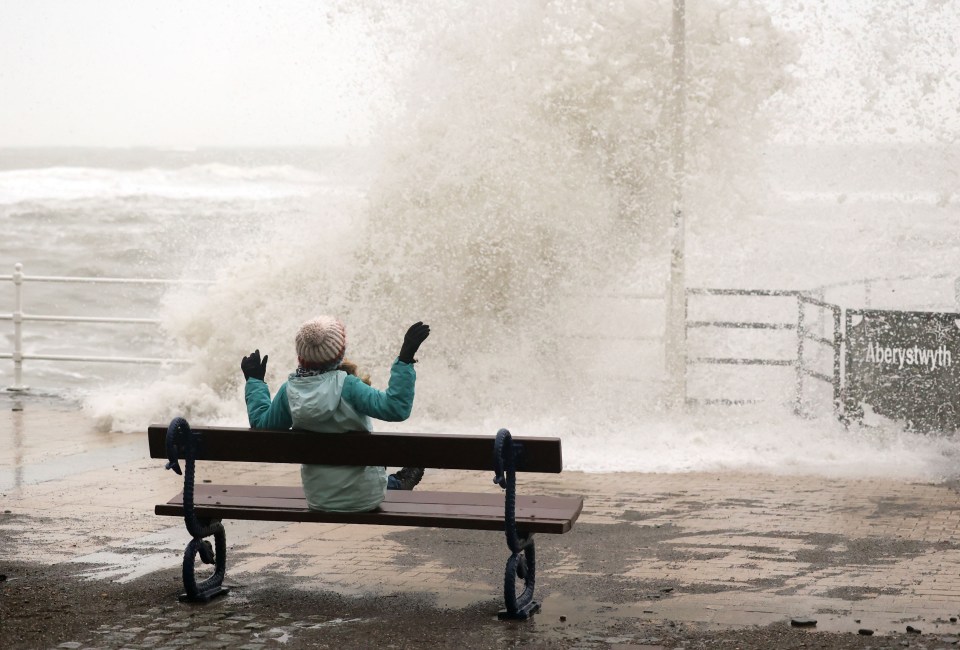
[67,519,289,583]
[0,440,144,491]
[70,550,179,582]
[68,524,197,582]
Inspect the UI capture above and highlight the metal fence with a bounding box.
[796,294,842,417]
[0,262,211,391]
[684,288,842,414]
[818,271,958,312]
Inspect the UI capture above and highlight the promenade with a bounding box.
[3,399,960,649]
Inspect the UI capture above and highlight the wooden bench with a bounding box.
[148,418,583,619]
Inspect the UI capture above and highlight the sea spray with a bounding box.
[88,1,960,479]
[338,0,799,421]
[89,0,798,430]
[763,0,960,145]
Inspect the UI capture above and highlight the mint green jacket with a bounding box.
[245,359,416,512]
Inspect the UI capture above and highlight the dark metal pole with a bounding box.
[833,306,842,416]
[665,0,687,406]
[795,297,805,416]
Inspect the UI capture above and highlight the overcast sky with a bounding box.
[0,1,381,147]
[2,1,957,147]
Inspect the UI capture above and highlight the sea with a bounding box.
[3,2,960,481]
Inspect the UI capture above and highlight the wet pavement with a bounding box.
[5,398,960,649]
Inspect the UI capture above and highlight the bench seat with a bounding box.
[156,485,583,534]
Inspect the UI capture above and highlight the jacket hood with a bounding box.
[287,371,343,420]
[286,370,371,433]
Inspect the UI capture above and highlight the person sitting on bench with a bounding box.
[241,316,431,512]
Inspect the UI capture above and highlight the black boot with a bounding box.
[390,467,424,490]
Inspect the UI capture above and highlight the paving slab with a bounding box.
[3,398,960,649]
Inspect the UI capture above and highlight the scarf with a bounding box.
[295,366,336,378]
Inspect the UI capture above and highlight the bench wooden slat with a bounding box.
[156,487,582,534]
[185,492,575,521]
[191,484,579,512]
[148,425,563,473]
[178,495,569,523]
[363,489,581,512]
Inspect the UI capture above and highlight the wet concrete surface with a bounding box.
[4,396,960,648]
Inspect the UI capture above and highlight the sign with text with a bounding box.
[845,308,960,432]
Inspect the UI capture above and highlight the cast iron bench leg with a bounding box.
[180,517,229,603]
[494,428,541,619]
[500,532,539,619]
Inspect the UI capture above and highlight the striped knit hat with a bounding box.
[295,316,347,368]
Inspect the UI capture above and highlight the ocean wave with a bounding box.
[0,163,331,204]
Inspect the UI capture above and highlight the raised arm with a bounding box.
[245,379,293,430]
[342,360,416,422]
[241,349,293,430]
[342,321,430,421]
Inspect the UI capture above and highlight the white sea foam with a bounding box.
[0,163,339,204]
[485,410,960,481]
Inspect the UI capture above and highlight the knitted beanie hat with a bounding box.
[295,316,347,368]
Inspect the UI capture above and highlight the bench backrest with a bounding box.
[147,425,563,473]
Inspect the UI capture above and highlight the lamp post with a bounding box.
[665,0,687,407]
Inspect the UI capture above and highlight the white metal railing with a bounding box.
[816,271,958,311]
[0,262,212,391]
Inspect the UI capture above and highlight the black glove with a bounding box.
[398,322,430,364]
[241,349,269,381]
